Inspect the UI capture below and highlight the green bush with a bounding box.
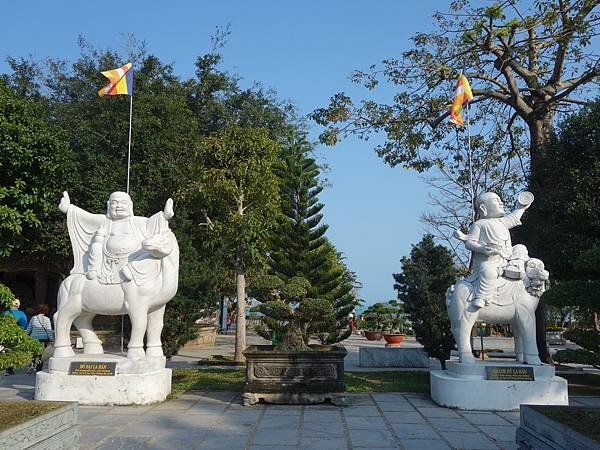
[0,315,44,370]
[563,328,600,353]
[0,283,15,309]
[554,349,600,368]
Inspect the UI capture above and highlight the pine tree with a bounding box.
[266,133,359,345]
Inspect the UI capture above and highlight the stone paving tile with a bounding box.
[252,427,300,445]
[302,421,345,437]
[259,415,302,428]
[478,425,517,442]
[372,393,408,402]
[348,428,398,448]
[262,406,303,416]
[389,423,441,440]
[398,438,451,450]
[153,399,198,410]
[418,407,461,418]
[377,402,417,412]
[383,411,427,424]
[86,413,134,427]
[439,431,500,449]
[249,446,297,450]
[303,410,343,422]
[301,437,350,450]
[428,418,479,432]
[80,427,116,450]
[95,436,150,450]
[110,405,154,415]
[460,412,512,426]
[304,403,342,411]
[342,405,381,416]
[190,390,239,402]
[220,409,263,423]
[145,437,197,449]
[496,412,520,426]
[345,415,389,430]
[196,437,248,449]
[187,402,229,414]
[498,440,518,450]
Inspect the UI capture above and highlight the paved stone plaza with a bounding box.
[2,372,600,450]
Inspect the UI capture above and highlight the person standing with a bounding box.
[27,304,54,371]
[3,299,28,375]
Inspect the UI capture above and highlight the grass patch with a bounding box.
[536,407,600,442]
[0,401,66,432]
[561,372,600,396]
[171,368,430,397]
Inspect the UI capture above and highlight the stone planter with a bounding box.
[516,405,599,449]
[0,402,80,449]
[243,344,347,406]
[383,333,405,347]
[182,325,217,349]
[363,330,383,341]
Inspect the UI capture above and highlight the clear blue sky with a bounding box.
[1,1,441,307]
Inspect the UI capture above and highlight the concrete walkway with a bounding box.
[2,372,600,450]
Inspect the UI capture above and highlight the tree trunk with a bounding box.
[528,113,555,364]
[233,254,246,363]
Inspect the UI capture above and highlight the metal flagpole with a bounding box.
[466,102,475,223]
[126,94,133,194]
[122,93,133,355]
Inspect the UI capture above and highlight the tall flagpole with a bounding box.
[126,94,133,194]
[466,102,475,223]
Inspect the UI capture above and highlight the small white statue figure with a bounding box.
[53,191,179,359]
[447,191,548,365]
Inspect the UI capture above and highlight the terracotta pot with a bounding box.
[383,333,405,346]
[363,330,383,341]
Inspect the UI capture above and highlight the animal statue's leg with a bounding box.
[515,303,542,365]
[73,312,103,354]
[456,315,477,364]
[514,326,524,363]
[145,305,166,358]
[53,294,82,358]
[127,306,148,359]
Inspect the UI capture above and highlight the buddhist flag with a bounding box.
[449,73,473,126]
[98,62,133,97]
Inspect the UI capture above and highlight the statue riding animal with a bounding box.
[53,192,179,359]
[447,192,548,365]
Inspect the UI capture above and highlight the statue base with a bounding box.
[430,360,568,411]
[35,354,171,405]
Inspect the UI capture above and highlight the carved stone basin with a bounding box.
[243,344,347,406]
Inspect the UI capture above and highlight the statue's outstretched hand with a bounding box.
[58,191,71,214]
[163,198,174,220]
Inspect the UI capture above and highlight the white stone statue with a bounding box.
[446,192,548,365]
[53,191,179,359]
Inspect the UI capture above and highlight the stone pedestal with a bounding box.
[359,347,431,368]
[35,354,171,405]
[430,360,568,411]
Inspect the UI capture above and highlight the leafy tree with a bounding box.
[250,275,333,352]
[268,133,360,344]
[0,79,75,264]
[313,0,600,362]
[517,99,600,364]
[182,124,281,362]
[393,235,458,369]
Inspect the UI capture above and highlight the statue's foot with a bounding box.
[459,352,476,364]
[525,354,542,365]
[145,346,164,358]
[83,342,104,354]
[516,353,525,363]
[86,270,98,280]
[127,347,146,359]
[53,345,75,358]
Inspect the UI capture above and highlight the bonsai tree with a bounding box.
[554,328,600,368]
[0,283,44,371]
[361,301,408,332]
[250,275,333,352]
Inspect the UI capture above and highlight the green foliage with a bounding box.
[554,349,600,368]
[563,329,600,354]
[0,283,16,309]
[362,301,409,332]
[0,79,75,261]
[250,274,333,352]
[517,100,600,326]
[393,235,458,369]
[268,133,360,344]
[0,315,44,370]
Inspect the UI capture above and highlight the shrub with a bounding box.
[0,315,44,371]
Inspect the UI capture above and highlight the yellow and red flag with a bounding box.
[449,73,473,126]
[98,62,133,97]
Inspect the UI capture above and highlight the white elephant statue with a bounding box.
[446,257,549,364]
[53,191,179,359]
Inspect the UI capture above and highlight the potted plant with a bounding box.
[243,275,347,405]
[360,302,390,341]
[381,300,408,347]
